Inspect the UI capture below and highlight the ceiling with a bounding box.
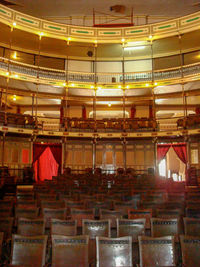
[9,0,200,21]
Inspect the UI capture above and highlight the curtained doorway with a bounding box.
[33,143,62,182]
[157,143,187,181]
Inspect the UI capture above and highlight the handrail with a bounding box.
[1,56,200,87]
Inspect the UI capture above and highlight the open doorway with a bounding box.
[157,143,187,181]
[33,143,62,182]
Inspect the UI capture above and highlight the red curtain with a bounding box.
[82,106,86,119]
[131,106,136,119]
[33,143,62,182]
[195,107,200,115]
[172,143,187,164]
[38,147,58,181]
[157,144,171,162]
[149,105,153,119]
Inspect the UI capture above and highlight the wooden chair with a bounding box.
[42,208,66,228]
[100,209,122,228]
[52,235,89,267]
[40,200,65,209]
[51,219,77,236]
[10,235,48,267]
[117,218,145,242]
[70,208,95,227]
[17,218,45,236]
[138,236,176,267]
[183,217,200,236]
[15,206,39,220]
[128,209,152,229]
[151,218,181,241]
[180,235,200,267]
[83,219,111,266]
[0,217,13,240]
[96,236,132,267]
[156,208,182,219]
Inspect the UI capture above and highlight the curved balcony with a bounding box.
[1,57,200,88]
[0,4,200,42]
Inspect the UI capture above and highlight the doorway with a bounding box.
[157,143,187,181]
[33,143,62,182]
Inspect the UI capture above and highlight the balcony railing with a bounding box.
[1,57,200,86]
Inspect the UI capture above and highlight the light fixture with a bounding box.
[108,102,111,107]
[14,74,18,78]
[145,83,149,87]
[126,85,129,89]
[13,22,16,26]
[71,83,75,87]
[39,32,44,37]
[6,72,9,76]
[118,85,122,89]
[12,51,17,59]
[124,46,145,51]
[154,82,158,86]
[149,35,153,39]
[12,95,16,101]
[67,37,71,41]
[121,38,125,42]
[91,85,94,89]
[63,82,66,86]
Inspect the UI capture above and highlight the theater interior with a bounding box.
[0,0,200,266]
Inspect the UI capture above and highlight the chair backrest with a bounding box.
[52,235,89,267]
[15,206,39,219]
[184,217,200,236]
[51,219,77,236]
[11,234,48,267]
[0,232,3,257]
[156,208,182,219]
[70,208,95,227]
[17,218,45,236]
[0,217,13,240]
[42,208,66,228]
[40,200,64,209]
[138,235,176,267]
[117,218,145,242]
[180,235,200,267]
[128,209,152,229]
[100,209,122,228]
[114,201,134,216]
[96,236,132,267]
[186,207,200,218]
[151,218,180,238]
[82,219,111,239]
[0,206,13,217]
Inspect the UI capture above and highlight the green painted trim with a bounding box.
[130,30,143,33]
[103,32,117,35]
[21,17,34,24]
[186,17,200,23]
[0,9,6,14]
[76,30,90,34]
[158,25,172,29]
[48,25,62,31]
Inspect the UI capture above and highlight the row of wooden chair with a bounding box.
[2,233,200,267]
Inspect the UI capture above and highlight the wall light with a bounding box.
[108,102,111,107]
[14,74,19,78]
[13,22,16,27]
[12,51,17,59]
[12,95,16,101]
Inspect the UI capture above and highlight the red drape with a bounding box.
[157,144,171,162]
[33,143,62,182]
[131,106,136,119]
[82,106,86,119]
[38,147,58,181]
[195,107,200,115]
[149,105,153,119]
[172,143,187,164]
